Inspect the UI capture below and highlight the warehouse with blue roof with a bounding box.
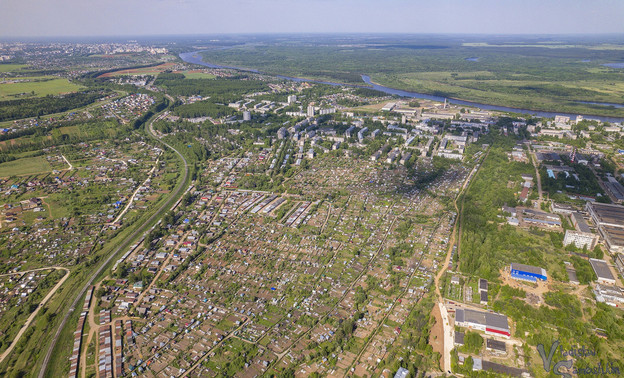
[510,263,547,282]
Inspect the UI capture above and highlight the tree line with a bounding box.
[0,90,109,122]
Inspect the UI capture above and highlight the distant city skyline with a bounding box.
[1,0,624,38]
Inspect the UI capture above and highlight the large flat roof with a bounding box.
[587,202,624,228]
[511,263,546,276]
[480,291,488,302]
[571,212,591,234]
[458,308,509,331]
[605,181,624,201]
[602,226,624,248]
[589,258,615,281]
[486,338,506,352]
[454,331,465,345]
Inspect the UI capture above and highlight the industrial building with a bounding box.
[593,284,624,307]
[551,202,576,215]
[605,177,624,203]
[616,254,624,277]
[454,331,465,346]
[589,258,617,285]
[455,308,510,338]
[586,202,624,253]
[479,278,488,292]
[480,290,488,305]
[570,212,591,233]
[486,339,507,354]
[520,208,561,229]
[510,263,547,282]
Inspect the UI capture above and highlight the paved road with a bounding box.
[438,302,454,374]
[61,154,74,171]
[38,98,189,378]
[0,267,70,365]
[111,155,160,225]
[433,148,488,373]
[527,145,543,204]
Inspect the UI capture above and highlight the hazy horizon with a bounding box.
[2,0,624,38]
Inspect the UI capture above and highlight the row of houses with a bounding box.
[69,286,94,378]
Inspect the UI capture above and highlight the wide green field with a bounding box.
[198,35,624,117]
[0,76,83,100]
[0,156,53,177]
[0,64,28,72]
[182,71,216,79]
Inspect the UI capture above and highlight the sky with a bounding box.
[1,0,624,38]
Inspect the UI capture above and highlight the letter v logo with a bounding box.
[537,340,560,373]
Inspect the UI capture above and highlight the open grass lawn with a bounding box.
[55,125,83,137]
[0,64,28,72]
[0,156,53,177]
[182,71,216,79]
[0,76,83,100]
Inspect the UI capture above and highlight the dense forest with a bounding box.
[154,73,269,100]
[0,90,109,122]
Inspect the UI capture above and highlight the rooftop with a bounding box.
[587,202,624,229]
[589,258,616,281]
[486,338,506,352]
[456,308,509,331]
[511,263,546,276]
[571,212,591,234]
[602,225,624,248]
[454,331,465,345]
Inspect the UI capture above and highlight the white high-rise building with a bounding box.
[563,230,597,250]
[288,95,297,104]
[243,111,251,121]
[307,105,315,117]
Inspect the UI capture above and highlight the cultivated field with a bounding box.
[0,156,54,177]
[98,62,177,77]
[0,77,83,100]
[0,64,28,72]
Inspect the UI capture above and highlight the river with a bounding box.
[179,51,624,123]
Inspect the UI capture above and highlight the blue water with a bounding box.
[465,57,480,62]
[179,51,624,122]
[603,63,624,69]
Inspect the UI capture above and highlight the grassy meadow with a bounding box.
[0,76,83,100]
